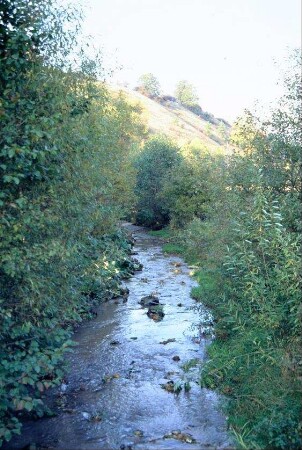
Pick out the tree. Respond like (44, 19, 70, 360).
(137, 73, 161, 97)
(175, 80, 199, 107)
(161, 144, 222, 228)
(134, 136, 181, 227)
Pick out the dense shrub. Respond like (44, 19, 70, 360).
(196, 58, 301, 448)
(134, 135, 181, 228)
(0, 1, 143, 445)
(199, 187, 301, 449)
(133, 54, 302, 448)
(161, 143, 225, 228)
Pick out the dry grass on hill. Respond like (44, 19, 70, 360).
(111, 86, 231, 151)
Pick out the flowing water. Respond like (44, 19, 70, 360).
(6, 225, 232, 450)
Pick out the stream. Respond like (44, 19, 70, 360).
(6, 225, 232, 450)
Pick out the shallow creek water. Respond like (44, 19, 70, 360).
(7, 225, 232, 450)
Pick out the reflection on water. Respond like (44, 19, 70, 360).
(5, 225, 232, 450)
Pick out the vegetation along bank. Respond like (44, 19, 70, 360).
(0, 1, 301, 448)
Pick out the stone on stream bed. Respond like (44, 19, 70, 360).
(160, 380, 182, 394)
(139, 294, 165, 321)
(163, 430, 197, 444)
(160, 338, 176, 345)
(140, 277, 149, 283)
(133, 430, 144, 437)
(120, 257, 143, 279)
(132, 258, 143, 271)
(102, 373, 120, 383)
(111, 286, 130, 300)
(147, 304, 165, 321)
(139, 294, 159, 307)
(171, 261, 182, 267)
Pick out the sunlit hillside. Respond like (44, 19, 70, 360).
(113, 86, 231, 150)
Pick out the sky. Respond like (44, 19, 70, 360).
(78, 0, 300, 123)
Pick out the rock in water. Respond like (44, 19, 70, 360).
(147, 304, 164, 321)
(160, 338, 176, 345)
(139, 294, 159, 307)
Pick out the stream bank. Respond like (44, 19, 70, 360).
(5, 225, 232, 450)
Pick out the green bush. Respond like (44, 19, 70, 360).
(0, 1, 143, 445)
(134, 135, 181, 228)
(161, 144, 225, 229)
(197, 165, 302, 447)
(136, 54, 302, 449)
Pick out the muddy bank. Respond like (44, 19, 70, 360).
(5, 225, 232, 450)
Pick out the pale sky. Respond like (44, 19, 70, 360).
(78, 0, 300, 123)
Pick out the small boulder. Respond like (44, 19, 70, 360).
(132, 258, 143, 271)
(139, 294, 159, 307)
(147, 304, 164, 321)
(164, 431, 196, 444)
(133, 430, 144, 437)
(121, 287, 130, 297)
(160, 338, 176, 345)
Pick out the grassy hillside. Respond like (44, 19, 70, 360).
(112, 86, 231, 149)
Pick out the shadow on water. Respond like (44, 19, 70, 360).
(5, 224, 232, 450)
